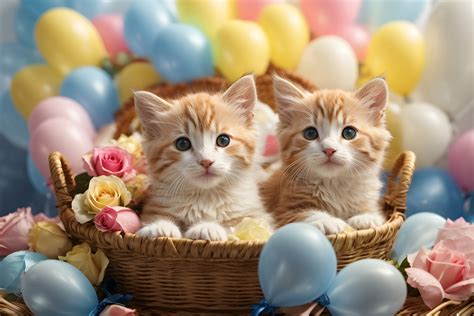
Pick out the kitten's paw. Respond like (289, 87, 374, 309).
(348, 212, 385, 230)
(304, 212, 349, 235)
(185, 222, 228, 241)
(137, 220, 182, 238)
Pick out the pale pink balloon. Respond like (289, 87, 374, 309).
(28, 96, 96, 138)
(30, 118, 94, 179)
(337, 24, 370, 61)
(448, 129, 474, 191)
(92, 14, 129, 59)
(300, 0, 362, 36)
(236, 0, 284, 21)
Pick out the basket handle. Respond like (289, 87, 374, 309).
(49, 152, 76, 214)
(384, 151, 416, 212)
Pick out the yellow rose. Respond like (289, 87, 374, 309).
(111, 133, 143, 159)
(28, 221, 72, 258)
(126, 174, 149, 201)
(59, 243, 109, 286)
(72, 176, 132, 223)
(231, 217, 272, 241)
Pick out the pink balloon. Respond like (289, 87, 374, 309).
(448, 129, 474, 191)
(92, 14, 129, 59)
(30, 118, 94, 179)
(300, 0, 362, 36)
(29, 96, 96, 138)
(236, 0, 284, 21)
(337, 24, 370, 61)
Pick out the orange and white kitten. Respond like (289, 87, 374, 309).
(134, 75, 273, 240)
(261, 76, 391, 234)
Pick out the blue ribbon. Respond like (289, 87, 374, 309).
(89, 278, 133, 316)
(315, 293, 331, 307)
(250, 298, 278, 316)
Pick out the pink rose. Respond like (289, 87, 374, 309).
(94, 206, 140, 233)
(83, 146, 136, 181)
(99, 305, 136, 316)
(435, 218, 474, 244)
(0, 208, 35, 256)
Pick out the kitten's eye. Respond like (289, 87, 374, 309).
(216, 134, 231, 147)
(342, 126, 357, 140)
(175, 137, 192, 151)
(303, 127, 318, 140)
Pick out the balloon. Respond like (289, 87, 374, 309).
(417, 0, 473, 116)
(124, 0, 174, 57)
(391, 212, 446, 263)
(297, 36, 358, 90)
(115, 62, 160, 102)
(66, 0, 133, 19)
(0, 251, 48, 294)
(365, 21, 425, 96)
(382, 102, 404, 170)
(448, 130, 474, 192)
(407, 168, 465, 220)
(60, 67, 119, 129)
(300, 0, 361, 36)
(35, 8, 108, 75)
(92, 14, 129, 59)
(21, 260, 98, 316)
(30, 118, 94, 179)
(258, 223, 337, 307)
(177, 0, 233, 39)
(149, 24, 214, 83)
(0, 0, 18, 42)
(214, 20, 270, 82)
(325, 259, 407, 316)
(399, 102, 451, 167)
(0, 42, 43, 76)
(336, 24, 370, 61)
(0, 73, 10, 95)
(27, 154, 50, 195)
(236, 0, 283, 21)
(257, 4, 309, 70)
(357, 0, 429, 27)
(11, 64, 64, 118)
(28, 96, 96, 138)
(0, 92, 29, 149)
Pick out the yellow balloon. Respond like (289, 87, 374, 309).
(258, 4, 309, 70)
(11, 64, 63, 118)
(115, 62, 161, 103)
(177, 0, 233, 40)
(365, 22, 425, 96)
(214, 20, 270, 82)
(384, 103, 404, 170)
(35, 8, 108, 75)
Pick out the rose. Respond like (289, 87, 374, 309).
(435, 218, 474, 244)
(100, 305, 137, 316)
(110, 133, 147, 174)
(59, 243, 109, 286)
(28, 221, 72, 258)
(229, 217, 272, 241)
(125, 174, 149, 201)
(72, 176, 132, 223)
(0, 208, 35, 256)
(95, 206, 141, 234)
(83, 146, 136, 181)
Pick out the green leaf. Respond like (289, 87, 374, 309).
(74, 172, 92, 195)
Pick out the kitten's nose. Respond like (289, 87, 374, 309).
(199, 160, 214, 169)
(323, 148, 336, 157)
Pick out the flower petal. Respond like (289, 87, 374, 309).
(406, 268, 445, 309)
(444, 278, 474, 301)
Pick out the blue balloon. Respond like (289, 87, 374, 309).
(150, 24, 214, 83)
(258, 223, 337, 307)
(27, 154, 50, 195)
(357, 0, 428, 27)
(407, 168, 465, 219)
(60, 67, 119, 128)
(0, 42, 43, 76)
(124, 0, 174, 56)
(0, 92, 29, 149)
(326, 259, 407, 316)
(0, 251, 47, 294)
(391, 212, 446, 263)
(21, 260, 98, 316)
(66, 0, 133, 19)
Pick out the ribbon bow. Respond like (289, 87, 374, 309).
(315, 293, 331, 307)
(89, 278, 133, 316)
(250, 298, 278, 316)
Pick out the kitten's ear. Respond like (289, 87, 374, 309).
(134, 91, 172, 135)
(222, 74, 256, 121)
(273, 75, 308, 125)
(354, 78, 388, 122)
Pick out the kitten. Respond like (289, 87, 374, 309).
(261, 76, 391, 235)
(134, 75, 273, 241)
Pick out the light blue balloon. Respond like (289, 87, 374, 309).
(326, 259, 407, 316)
(150, 24, 214, 83)
(258, 223, 337, 307)
(392, 212, 446, 263)
(27, 154, 50, 195)
(0, 42, 43, 76)
(124, 0, 174, 57)
(60, 67, 119, 129)
(66, 0, 133, 19)
(0, 92, 29, 149)
(357, 0, 428, 27)
(21, 260, 98, 316)
(0, 251, 47, 294)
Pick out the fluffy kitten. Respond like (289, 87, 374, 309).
(261, 76, 391, 235)
(134, 75, 273, 241)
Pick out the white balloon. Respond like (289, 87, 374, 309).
(400, 102, 452, 167)
(416, 0, 474, 116)
(296, 36, 358, 91)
